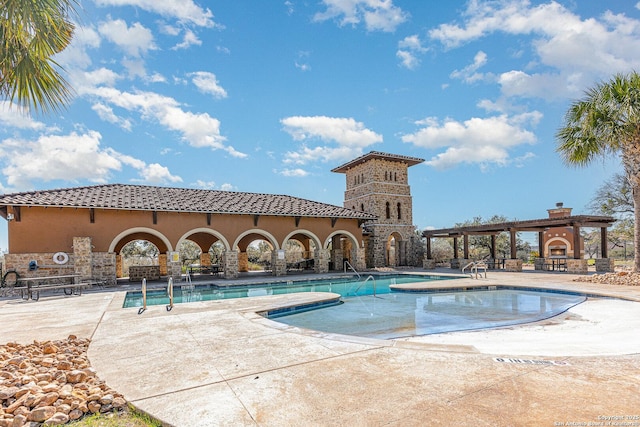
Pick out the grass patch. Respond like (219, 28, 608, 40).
(69, 407, 163, 427)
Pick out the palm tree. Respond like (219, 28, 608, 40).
(556, 71, 640, 272)
(1, 0, 77, 114)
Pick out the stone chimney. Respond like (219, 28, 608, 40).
(547, 202, 572, 218)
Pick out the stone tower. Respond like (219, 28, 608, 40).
(332, 151, 424, 268)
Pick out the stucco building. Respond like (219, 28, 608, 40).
(0, 184, 376, 283)
(0, 151, 431, 283)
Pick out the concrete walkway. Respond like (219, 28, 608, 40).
(1, 270, 639, 426)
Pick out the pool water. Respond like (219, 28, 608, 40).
(273, 289, 587, 339)
(122, 274, 457, 308)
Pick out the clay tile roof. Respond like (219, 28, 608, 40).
(0, 184, 377, 219)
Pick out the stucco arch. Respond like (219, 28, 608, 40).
(323, 230, 360, 249)
(544, 236, 572, 257)
(176, 228, 231, 252)
(233, 229, 280, 251)
(282, 230, 322, 251)
(108, 227, 173, 253)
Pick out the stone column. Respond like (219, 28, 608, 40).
(271, 250, 287, 276)
(567, 259, 588, 274)
(423, 255, 435, 270)
(595, 258, 615, 273)
(505, 259, 523, 272)
(354, 247, 366, 271)
(314, 249, 329, 274)
(238, 252, 249, 272)
(331, 248, 343, 271)
(534, 257, 545, 271)
(398, 240, 407, 266)
(73, 237, 92, 280)
(222, 250, 239, 279)
(166, 252, 181, 281)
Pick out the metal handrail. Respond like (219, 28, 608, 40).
(344, 260, 361, 279)
(462, 261, 487, 279)
(166, 277, 174, 311)
(138, 278, 147, 315)
(353, 274, 377, 297)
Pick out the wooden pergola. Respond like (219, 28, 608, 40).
(423, 215, 616, 260)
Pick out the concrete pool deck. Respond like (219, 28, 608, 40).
(1, 269, 639, 426)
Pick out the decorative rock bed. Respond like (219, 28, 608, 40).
(0, 336, 126, 426)
(573, 271, 640, 286)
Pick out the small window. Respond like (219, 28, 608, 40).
(386, 202, 390, 219)
(397, 202, 402, 220)
(361, 203, 364, 211)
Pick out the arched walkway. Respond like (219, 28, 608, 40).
(108, 227, 174, 279)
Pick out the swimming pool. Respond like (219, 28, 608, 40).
(122, 273, 458, 308)
(273, 288, 587, 339)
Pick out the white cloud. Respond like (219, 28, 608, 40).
(137, 163, 182, 184)
(281, 115, 382, 164)
(172, 29, 202, 50)
(189, 72, 228, 98)
(497, 70, 578, 100)
(430, 0, 640, 100)
(314, 0, 408, 32)
(55, 26, 101, 69)
(0, 102, 47, 131)
(398, 34, 424, 51)
(77, 68, 121, 89)
(397, 35, 427, 69)
(88, 87, 245, 157)
(295, 61, 311, 71)
(401, 112, 541, 170)
(280, 168, 309, 177)
(396, 50, 419, 70)
(450, 51, 490, 83)
(98, 19, 157, 57)
(91, 103, 132, 131)
(193, 180, 216, 189)
(0, 131, 180, 189)
(93, 0, 219, 28)
(121, 58, 148, 79)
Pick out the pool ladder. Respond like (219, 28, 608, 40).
(344, 261, 361, 279)
(462, 261, 487, 279)
(351, 275, 377, 297)
(137, 277, 175, 315)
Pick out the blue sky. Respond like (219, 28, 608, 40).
(1, 0, 638, 251)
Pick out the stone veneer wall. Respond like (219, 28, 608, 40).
(91, 252, 116, 285)
(73, 237, 92, 280)
(367, 224, 419, 268)
(595, 258, 615, 273)
(505, 259, 523, 272)
(222, 250, 238, 279)
(566, 259, 588, 274)
(128, 265, 160, 281)
(314, 249, 330, 274)
(341, 158, 420, 268)
(4, 253, 75, 278)
(271, 251, 287, 276)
